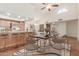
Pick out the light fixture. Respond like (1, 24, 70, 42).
(6, 12, 11, 16)
(41, 3, 59, 11)
(57, 8, 68, 14)
(46, 4, 52, 9)
(25, 18, 28, 21)
(34, 23, 38, 25)
(34, 17, 39, 21)
(18, 16, 21, 18)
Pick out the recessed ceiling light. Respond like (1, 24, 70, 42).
(7, 12, 11, 16)
(34, 23, 38, 25)
(34, 18, 39, 21)
(18, 16, 21, 18)
(26, 18, 28, 20)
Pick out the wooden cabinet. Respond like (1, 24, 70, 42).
(5, 34, 12, 48)
(11, 33, 19, 47)
(6, 33, 19, 48)
(19, 33, 26, 45)
(0, 33, 8, 49)
(0, 32, 33, 50)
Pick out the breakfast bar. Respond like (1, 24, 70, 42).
(0, 31, 33, 51)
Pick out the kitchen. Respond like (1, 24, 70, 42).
(0, 3, 78, 56)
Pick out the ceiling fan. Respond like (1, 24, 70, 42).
(41, 3, 59, 11)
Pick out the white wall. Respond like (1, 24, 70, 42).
(51, 19, 78, 38)
(54, 22, 67, 37)
(66, 20, 78, 37)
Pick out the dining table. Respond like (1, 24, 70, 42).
(29, 35, 63, 56)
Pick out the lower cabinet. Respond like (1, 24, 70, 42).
(0, 34, 8, 49)
(19, 33, 26, 45)
(11, 33, 19, 47)
(0, 32, 32, 50)
(6, 35, 13, 48)
(0, 38, 5, 49)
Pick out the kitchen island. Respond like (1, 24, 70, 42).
(0, 31, 33, 51)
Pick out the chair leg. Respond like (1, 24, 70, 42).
(36, 39, 39, 51)
(60, 43, 63, 56)
(64, 43, 65, 56)
(43, 40, 47, 52)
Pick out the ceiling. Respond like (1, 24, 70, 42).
(0, 3, 78, 22)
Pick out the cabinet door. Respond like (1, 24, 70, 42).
(12, 33, 19, 46)
(5, 36, 11, 48)
(19, 33, 26, 45)
(0, 37, 6, 49)
(0, 34, 9, 49)
(6, 34, 19, 48)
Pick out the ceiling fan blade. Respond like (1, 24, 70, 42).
(42, 3, 47, 5)
(52, 4, 59, 7)
(41, 7, 46, 10)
